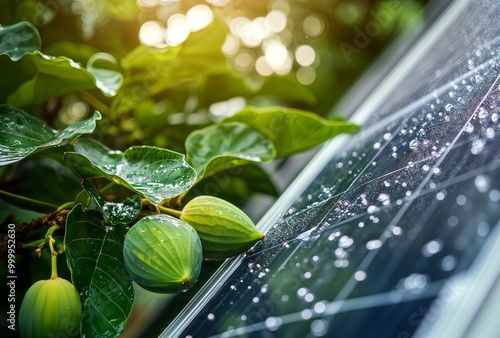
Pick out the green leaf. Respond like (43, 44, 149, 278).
(199, 73, 257, 106)
(225, 106, 361, 158)
(7, 157, 82, 206)
(105, 0, 139, 21)
(0, 22, 123, 106)
(114, 19, 228, 113)
(44, 41, 100, 65)
(0, 21, 41, 61)
(0, 105, 101, 166)
(65, 204, 134, 338)
(4, 51, 124, 106)
(121, 45, 180, 70)
(0, 189, 58, 214)
(82, 180, 142, 225)
(186, 122, 276, 178)
(258, 75, 316, 104)
(181, 17, 228, 55)
(64, 139, 196, 205)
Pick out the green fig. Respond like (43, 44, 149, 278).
(181, 196, 264, 259)
(123, 214, 202, 293)
(19, 277, 82, 338)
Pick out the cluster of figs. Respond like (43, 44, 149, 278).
(18, 196, 263, 338)
(124, 195, 265, 292)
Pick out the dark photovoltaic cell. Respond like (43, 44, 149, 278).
(161, 0, 500, 337)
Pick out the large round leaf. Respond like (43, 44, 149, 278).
(0, 105, 101, 166)
(65, 205, 134, 338)
(225, 106, 361, 158)
(0, 22, 123, 106)
(82, 180, 142, 225)
(64, 139, 196, 205)
(186, 122, 276, 178)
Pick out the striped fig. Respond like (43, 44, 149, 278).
(19, 277, 82, 338)
(181, 196, 264, 259)
(123, 214, 202, 293)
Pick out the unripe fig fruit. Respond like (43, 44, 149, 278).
(19, 277, 82, 338)
(181, 196, 264, 259)
(123, 214, 202, 293)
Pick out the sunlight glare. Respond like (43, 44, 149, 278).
(264, 40, 288, 70)
(296, 66, 316, 85)
(186, 5, 214, 32)
(255, 56, 273, 76)
(266, 10, 287, 33)
(139, 21, 165, 46)
(165, 14, 190, 46)
(295, 45, 316, 67)
(205, 0, 230, 6)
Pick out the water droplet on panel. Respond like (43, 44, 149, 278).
(409, 139, 420, 150)
(474, 174, 490, 192)
(354, 271, 367, 281)
(440, 255, 456, 271)
(489, 189, 500, 202)
(470, 139, 484, 154)
(311, 319, 328, 337)
(366, 239, 382, 250)
(265, 317, 282, 331)
(400, 273, 429, 292)
(422, 239, 443, 257)
(478, 107, 489, 119)
(338, 236, 354, 249)
(464, 123, 474, 133)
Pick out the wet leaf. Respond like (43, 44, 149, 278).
(64, 139, 196, 205)
(225, 106, 361, 158)
(65, 204, 134, 338)
(0, 21, 41, 61)
(186, 122, 276, 178)
(7, 157, 82, 207)
(104, 0, 139, 21)
(258, 75, 316, 104)
(114, 19, 227, 113)
(82, 180, 141, 225)
(0, 22, 123, 106)
(0, 105, 101, 166)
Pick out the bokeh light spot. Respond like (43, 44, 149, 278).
(296, 66, 316, 85)
(302, 14, 324, 37)
(165, 14, 190, 46)
(139, 21, 165, 46)
(186, 5, 214, 32)
(295, 45, 316, 67)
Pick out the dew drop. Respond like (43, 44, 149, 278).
(474, 174, 490, 193)
(409, 139, 420, 150)
(464, 123, 474, 133)
(367, 205, 379, 214)
(478, 107, 489, 119)
(338, 236, 354, 249)
(471, 139, 484, 154)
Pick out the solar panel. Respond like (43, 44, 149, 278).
(161, 0, 500, 337)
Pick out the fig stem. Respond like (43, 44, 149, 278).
(48, 236, 58, 280)
(100, 181, 118, 194)
(78, 89, 114, 120)
(157, 205, 182, 218)
(55, 201, 74, 213)
(0, 189, 58, 210)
